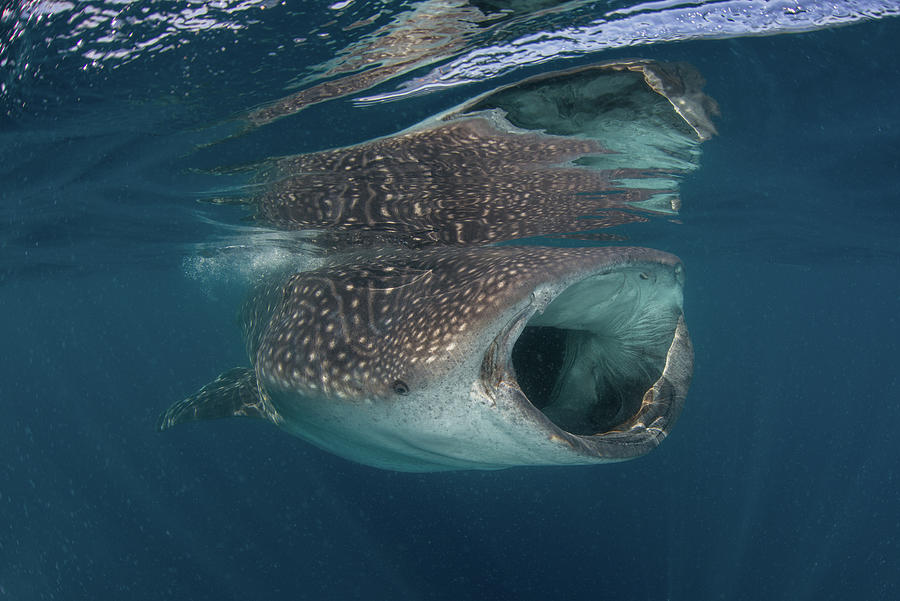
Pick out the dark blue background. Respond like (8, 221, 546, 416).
(2, 15, 898, 601)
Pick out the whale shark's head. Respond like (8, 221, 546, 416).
(224, 245, 691, 471)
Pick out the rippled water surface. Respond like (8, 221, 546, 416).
(2, 1, 899, 599)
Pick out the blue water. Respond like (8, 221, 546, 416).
(2, 2, 899, 600)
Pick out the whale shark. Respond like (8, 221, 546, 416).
(160, 246, 691, 471)
(162, 59, 715, 471)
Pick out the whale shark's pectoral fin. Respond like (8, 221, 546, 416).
(157, 367, 277, 431)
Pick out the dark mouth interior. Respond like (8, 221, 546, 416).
(509, 270, 679, 436)
(511, 326, 658, 435)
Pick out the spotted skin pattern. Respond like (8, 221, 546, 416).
(252, 246, 674, 402)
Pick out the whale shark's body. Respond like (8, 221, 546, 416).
(160, 246, 691, 471)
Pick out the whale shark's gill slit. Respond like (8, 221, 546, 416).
(510, 271, 677, 436)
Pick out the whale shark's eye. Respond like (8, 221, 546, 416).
(392, 380, 410, 395)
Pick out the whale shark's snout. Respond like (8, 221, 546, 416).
(159, 246, 691, 472)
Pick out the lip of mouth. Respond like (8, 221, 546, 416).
(482, 261, 693, 459)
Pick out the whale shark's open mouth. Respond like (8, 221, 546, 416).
(497, 262, 690, 445)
